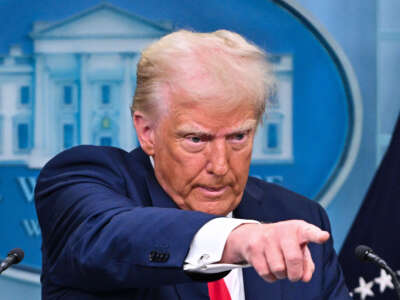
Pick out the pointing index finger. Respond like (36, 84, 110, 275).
(298, 224, 330, 245)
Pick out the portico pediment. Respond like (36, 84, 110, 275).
(31, 3, 170, 39)
(31, 3, 171, 54)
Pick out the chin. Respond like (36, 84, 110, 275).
(194, 201, 235, 216)
(201, 208, 229, 216)
(185, 192, 241, 215)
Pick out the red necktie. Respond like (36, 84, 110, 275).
(208, 279, 232, 300)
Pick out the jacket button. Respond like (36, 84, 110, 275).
(149, 251, 169, 262)
(163, 253, 170, 262)
(149, 251, 156, 262)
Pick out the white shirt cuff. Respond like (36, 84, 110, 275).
(184, 217, 259, 273)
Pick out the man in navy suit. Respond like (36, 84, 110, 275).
(35, 30, 351, 299)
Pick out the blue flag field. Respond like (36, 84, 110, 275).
(339, 113, 400, 300)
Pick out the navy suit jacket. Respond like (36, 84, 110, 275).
(35, 145, 351, 299)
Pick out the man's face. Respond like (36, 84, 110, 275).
(151, 93, 257, 216)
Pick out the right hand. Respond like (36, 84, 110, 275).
(220, 220, 330, 283)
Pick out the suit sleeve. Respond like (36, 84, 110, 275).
(317, 205, 352, 299)
(35, 146, 218, 292)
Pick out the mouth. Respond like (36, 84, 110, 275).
(197, 185, 228, 197)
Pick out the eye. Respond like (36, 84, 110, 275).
(181, 135, 207, 153)
(228, 130, 251, 149)
(190, 136, 202, 143)
(229, 131, 248, 142)
(232, 133, 245, 141)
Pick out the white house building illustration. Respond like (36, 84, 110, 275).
(253, 55, 294, 163)
(0, 3, 293, 168)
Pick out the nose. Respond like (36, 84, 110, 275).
(206, 140, 229, 176)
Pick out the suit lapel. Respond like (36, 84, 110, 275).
(234, 189, 276, 222)
(131, 147, 179, 209)
(145, 169, 180, 209)
(234, 189, 264, 221)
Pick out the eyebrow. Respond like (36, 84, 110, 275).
(231, 120, 258, 133)
(176, 119, 257, 137)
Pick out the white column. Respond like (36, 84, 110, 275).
(1, 83, 17, 159)
(44, 66, 58, 155)
(120, 53, 138, 151)
(79, 54, 90, 144)
(28, 54, 48, 168)
(34, 55, 45, 152)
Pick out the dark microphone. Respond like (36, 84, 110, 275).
(355, 245, 400, 300)
(0, 248, 24, 274)
(355, 245, 389, 268)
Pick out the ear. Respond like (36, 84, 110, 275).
(133, 111, 156, 156)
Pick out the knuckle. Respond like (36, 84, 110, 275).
(286, 257, 304, 282)
(288, 271, 302, 282)
(258, 269, 271, 278)
(288, 267, 303, 282)
(246, 239, 259, 255)
(252, 262, 270, 278)
(270, 263, 285, 275)
(286, 254, 303, 267)
(263, 231, 279, 248)
(303, 226, 314, 236)
(294, 219, 307, 226)
(263, 229, 274, 241)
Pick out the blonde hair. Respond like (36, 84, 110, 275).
(131, 29, 275, 122)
